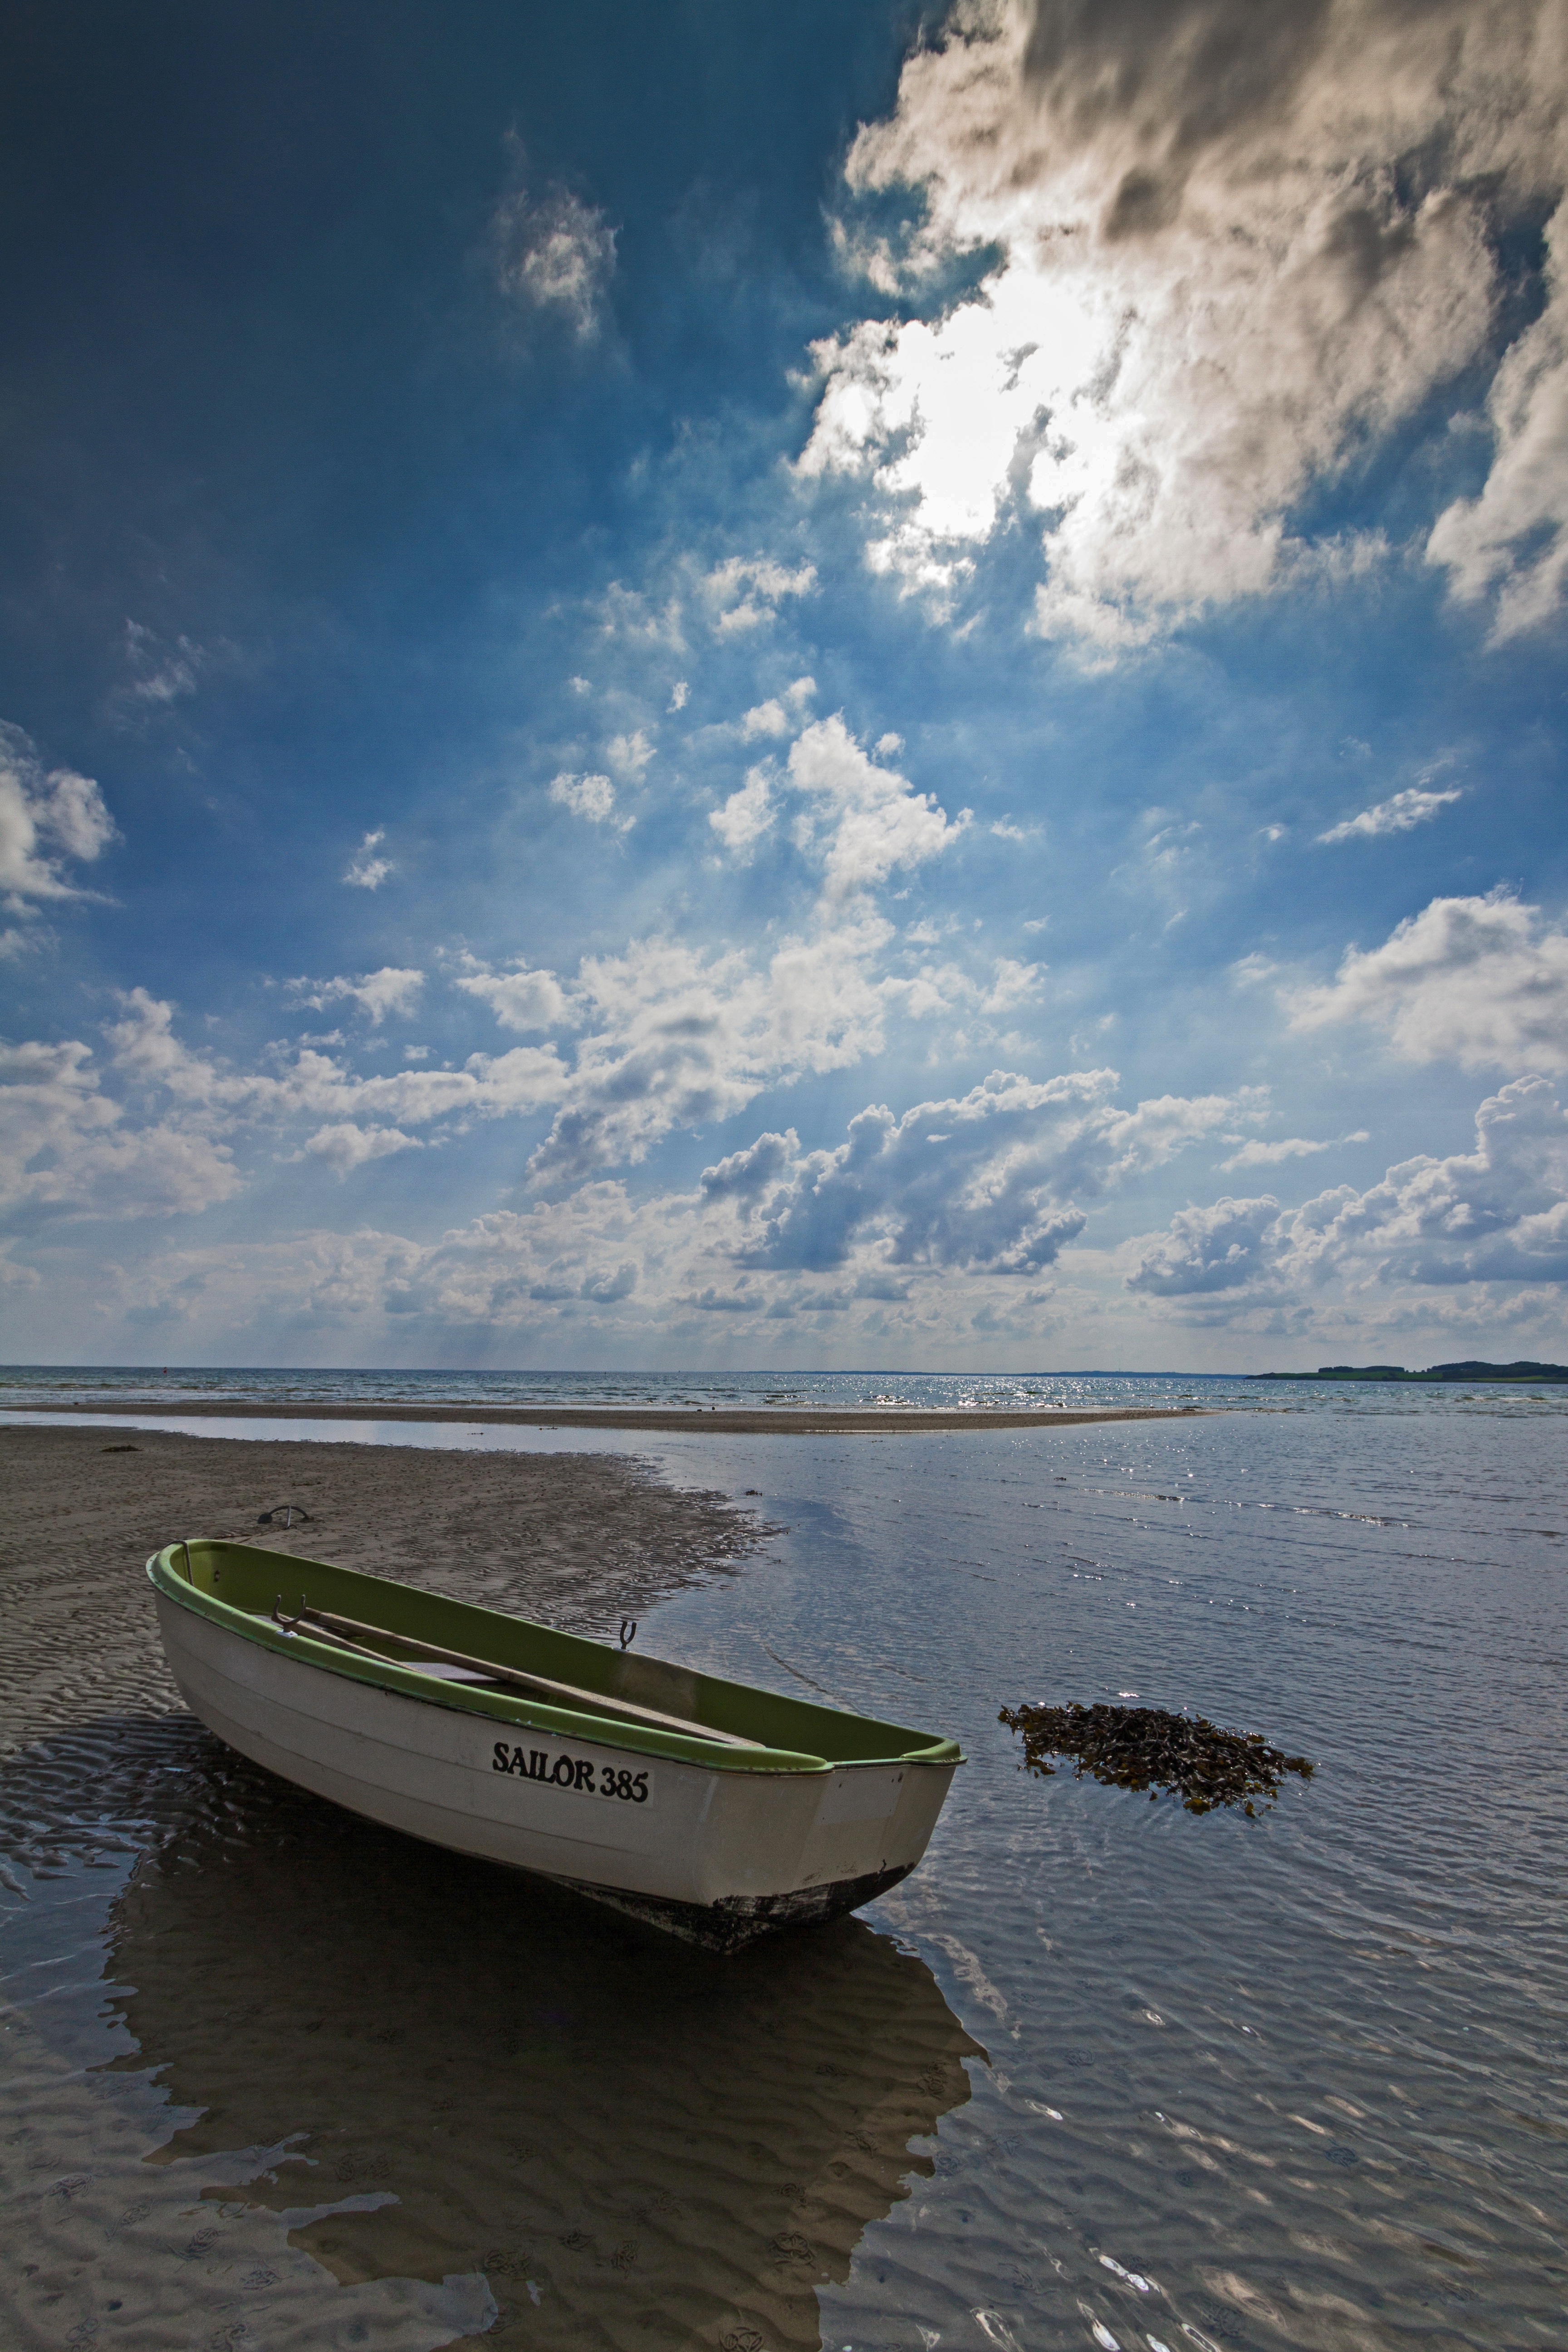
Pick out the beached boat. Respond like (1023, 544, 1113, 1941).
(147, 1539, 962, 1950)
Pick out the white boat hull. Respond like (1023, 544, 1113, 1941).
(156, 1591, 956, 1947)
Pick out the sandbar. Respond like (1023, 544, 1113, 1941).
(20, 1398, 1208, 1435)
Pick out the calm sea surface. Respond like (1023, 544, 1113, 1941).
(3, 1388, 1566, 2349)
(0, 1362, 1529, 1416)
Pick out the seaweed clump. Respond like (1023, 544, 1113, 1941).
(998, 1700, 1314, 1817)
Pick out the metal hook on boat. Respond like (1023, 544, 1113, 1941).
(272, 1595, 310, 1635)
(619, 1618, 637, 1651)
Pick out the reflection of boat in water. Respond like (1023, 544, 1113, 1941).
(105, 1758, 985, 2349)
(148, 1540, 962, 1950)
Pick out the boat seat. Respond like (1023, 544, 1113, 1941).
(399, 1661, 496, 1683)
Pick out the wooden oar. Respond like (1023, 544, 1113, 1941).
(276, 1598, 764, 1751)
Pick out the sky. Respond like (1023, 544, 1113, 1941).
(2, 0, 1566, 1374)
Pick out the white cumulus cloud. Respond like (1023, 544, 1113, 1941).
(343, 829, 394, 888)
(710, 766, 775, 854)
(741, 677, 815, 738)
(289, 967, 425, 1025)
(304, 1123, 423, 1176)
(1291, 889, 1568, 1071)
(720, 1068, 1243, 1277)
(549, 771, 630, 829)
(0, 725, 117, 904)
(1124, 1076, 1568, 1301)
(1286, 1076, 1568, 1287)
(785, 714, 969, 897)
(65, 897, 939, 1208)
(982, 957, 1045, 1015)
(105, 988, 566, 1133)
(524, 917, 897, 1185)
(449, 956, 575, 1033)
(605, 728, 655, 780)
(707, 714, 970, 900)
(0, 1036, 240, 1219)
(1125, 1195, 1284, 1296)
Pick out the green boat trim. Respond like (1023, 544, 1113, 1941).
(148, 1540, 964, 1777)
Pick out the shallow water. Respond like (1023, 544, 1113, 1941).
(3, 1401, 1567, 2348)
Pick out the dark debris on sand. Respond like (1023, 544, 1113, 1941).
(998, 1700, 1314, 1816)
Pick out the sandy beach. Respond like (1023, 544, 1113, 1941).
(0, 1423, 769, 1763)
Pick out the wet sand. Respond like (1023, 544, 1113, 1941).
(24, 1397, 1208, 1433)
(0, 1423, 769, 1762)
(4, 1754, 983, 2351)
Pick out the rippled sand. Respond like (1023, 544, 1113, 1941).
(4, 1737, 980, 2349)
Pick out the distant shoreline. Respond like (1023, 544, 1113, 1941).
(7, 1399, 1214, 1436)
(1253, 1362, 1568, 1385)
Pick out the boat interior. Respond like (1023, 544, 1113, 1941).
(154, 1538, 962, 1772)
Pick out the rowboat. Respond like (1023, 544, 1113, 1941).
(147, 1539, 963, 1950)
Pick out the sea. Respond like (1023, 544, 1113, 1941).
(7, 1363, 1262, 1415)
(3, 1360, 1565, 1419)
(2, 1371, 1565, 2349)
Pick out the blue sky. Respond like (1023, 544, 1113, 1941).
(3, 0, 1566, 1371)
